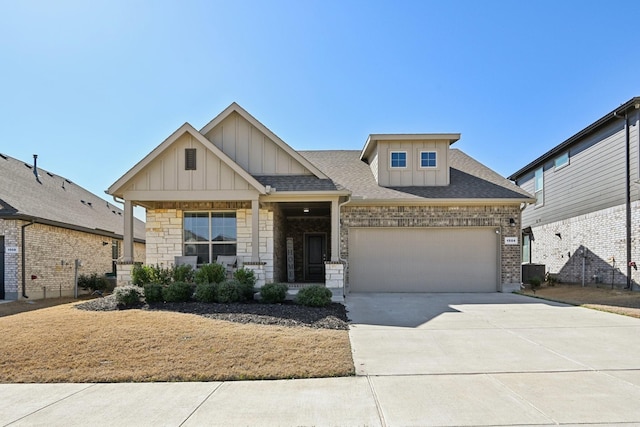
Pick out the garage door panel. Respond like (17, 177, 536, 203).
(349, 228, 497, 292)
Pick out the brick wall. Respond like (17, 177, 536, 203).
(529, 201, 640, 287)
(1, 219, 144, 300)
(340, 204, 522, 289)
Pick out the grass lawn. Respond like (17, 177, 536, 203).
(519, 283, 640, 318)
(0, 301, 354, 383)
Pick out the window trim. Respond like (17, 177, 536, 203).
(183, 211, 237, 264)
(534, 167, 544, 207)
(554, 152, 569, 170)
(389, 151, 408, 169)
(419, 151, 437, 169)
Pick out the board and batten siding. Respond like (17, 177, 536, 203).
(203, 111, 312, 176)
(377, 140, 450, 187)
(126, 133, 252, 192)
(520, 113, 640, 228)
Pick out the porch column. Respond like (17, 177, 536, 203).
(123, 199, 134, 263)
(251, 198, 260, 262)
(331, 198, 340, 261)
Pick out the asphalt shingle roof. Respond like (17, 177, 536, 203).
(300, 149, 532, 200)
(253, 175, 337, 191)
(0, 154, 145, 240)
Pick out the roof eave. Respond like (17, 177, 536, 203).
(360, 133, 461, 162)
(508, 96, 640, 180)
(0, 214, 146, 243)
(345, 197, 534, 206)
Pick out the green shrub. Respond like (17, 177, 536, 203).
(529, 276, 542, 292)
(260, 283, 288, 304)
(234, 268, 256, 286)
(216, 279, 241, 303)
(114, 285, 143, 307)
(78, 273, 109, 293)
(143, 283, 164, 303)
(131, 264, 150, 286)
(194, 283, 217, 303)
(295, 285, 332, 307)
(132, 264, 173, 286)
(195, 263, 226, 285)
(162, 281, 193, 303)
(172, 264, 194, 283)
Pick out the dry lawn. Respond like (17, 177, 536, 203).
(0, 302, 354, 383)
(519, 284, 640, 318)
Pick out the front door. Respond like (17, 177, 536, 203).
(0, 236, 4, 299)
(305, 233, 326, 282)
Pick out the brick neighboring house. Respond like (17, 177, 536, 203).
(508, 97, 640, 289)
(0, 153, 145, 300)
(108, 103, 533, 295)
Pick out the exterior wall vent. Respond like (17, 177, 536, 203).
(185, 148, 197, 170)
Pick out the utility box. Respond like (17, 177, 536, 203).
(522, 263, 545, 284)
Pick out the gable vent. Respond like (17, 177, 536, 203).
(185, 148, 197, 170)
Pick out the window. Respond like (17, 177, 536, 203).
(111, 240, 120, 275)
(554, 152, 569, 170)
(183, 212, 236, 264)
(390, 151, 407, 168)
(522, 234, 531, 264)
(420, 151, 437, 168)
(185, 148, 197, 170)
(534, 167, 544, 206)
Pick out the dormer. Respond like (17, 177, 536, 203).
(360, 133, 460, 187)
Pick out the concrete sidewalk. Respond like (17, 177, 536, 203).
(2, 293, 640, 426)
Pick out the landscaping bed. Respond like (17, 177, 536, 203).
(76, 295, 349, 330)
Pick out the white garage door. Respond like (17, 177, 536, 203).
(349, 227, 498, 292)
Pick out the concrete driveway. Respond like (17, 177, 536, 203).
(346, 292, 640, 425)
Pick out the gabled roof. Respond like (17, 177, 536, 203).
(301, 149, 533, 202)
(508, 96, 640, 180)
(108, 122, 267, 197)
(200, 102, 328, 179)
(360, 133, 461, 163)
(0, 153, 145, 240)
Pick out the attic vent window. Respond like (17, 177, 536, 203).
(185, 148, 197, 170)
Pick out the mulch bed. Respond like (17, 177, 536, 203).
(75, 295, 350, 330)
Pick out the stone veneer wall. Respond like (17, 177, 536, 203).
(529, 201, 640, 287)
(144, 201, 275, 283)
(339, 204, 522, 290)
(1, 219, 144, 300)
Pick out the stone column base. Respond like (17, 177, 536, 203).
(244, 262, 266, 288)
(116, 262, 136, 287)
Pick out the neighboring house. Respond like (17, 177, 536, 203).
(0, 153, 145, 300)
(508, 97, 640, 289)
(108, 103, 533, 294)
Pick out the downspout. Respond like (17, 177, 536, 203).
(614, 110, 632, 290)
(21, 220, 35, 298)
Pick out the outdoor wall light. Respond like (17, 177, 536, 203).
(303, 208, 310, 213)
(509, 218, 516, 226)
